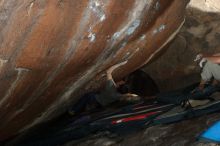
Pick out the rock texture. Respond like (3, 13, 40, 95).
(145, 0, 220, 91)
(65, 1, 220, 145)
(0, 0, 189, 141)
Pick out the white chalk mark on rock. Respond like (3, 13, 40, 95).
(89, 0, 106, 22)
(140, 34, 146, 40)
(111, 0, 150, 40)
(112, 32, 120, 40)
(153, 24, 166, 35)
(127, 19, 140, 35)
(100, 15, 106, 22)
(88, 32, 96, 42)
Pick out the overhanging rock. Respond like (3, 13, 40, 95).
(0, 0, 189, 141)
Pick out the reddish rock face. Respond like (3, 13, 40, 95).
(0, 0, 189, 141)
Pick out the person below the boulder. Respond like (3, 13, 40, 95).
(68, 61, 140, 116)
(156, 54, 220, 107)
(184, 53, 220, 107)
(193, 53, 220, 93)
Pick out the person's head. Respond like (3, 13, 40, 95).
(194, 54, 203, 62)
(194, 54, 206, 68)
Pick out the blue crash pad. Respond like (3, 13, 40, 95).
(200, 120, 220, 143)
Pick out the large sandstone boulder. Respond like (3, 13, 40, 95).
(0, 0, 189, 140)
